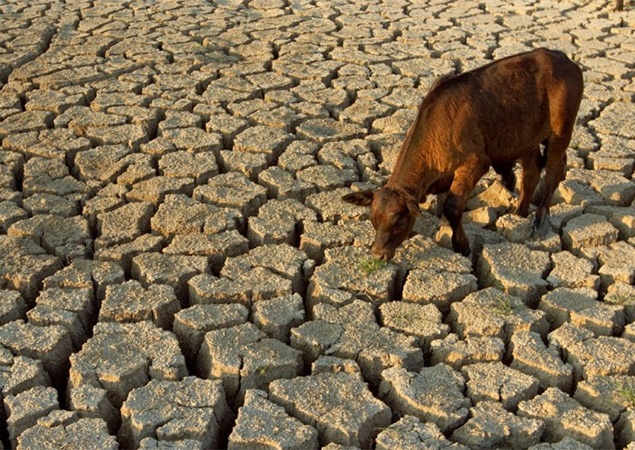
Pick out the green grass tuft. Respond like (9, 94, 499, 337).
(605, 294, 635, 306)
(616, 378, 635, 409)
(492, 290, 515, 316)
(359, 257, 386, 273)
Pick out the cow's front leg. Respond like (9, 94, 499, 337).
(443, 159, 490, 256)
(443, 192, 470, 256)
(493, 162, 516, 192)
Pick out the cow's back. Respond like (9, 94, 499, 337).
(427, 48, 583, 165)
(387, 48, 583, 197)
(474, 48, 582, 133)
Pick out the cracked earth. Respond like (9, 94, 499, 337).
(0, 0, 634, 449)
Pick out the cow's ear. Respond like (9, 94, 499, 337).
(406, 198, 422, 217)
(342, 190, 374, 207)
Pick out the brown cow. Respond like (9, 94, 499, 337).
(343, 48, 583, 260)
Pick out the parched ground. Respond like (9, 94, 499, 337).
(0, 0, 634, 449)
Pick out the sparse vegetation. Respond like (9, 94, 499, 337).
(492, 290, 515, 316)
(359, 256, 386, 273)
(387, 311, 415, 327)
(257, 364, 270, 377)
(605, 294, 635, 306)
(615, 378, 635, 409)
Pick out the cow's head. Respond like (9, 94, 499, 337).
(342, 187, 420, 261)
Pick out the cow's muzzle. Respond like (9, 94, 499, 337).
(371, 244, 395, 262)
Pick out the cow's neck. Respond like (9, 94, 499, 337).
(385, 111, 436, 203)
(386, 165, 431, 203)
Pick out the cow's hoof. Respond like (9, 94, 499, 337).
(532, 215, 550, 238)
(454, 243, 471, 257)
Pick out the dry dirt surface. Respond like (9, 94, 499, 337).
(0, 0, 634, 449)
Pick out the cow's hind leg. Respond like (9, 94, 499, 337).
(444, 158, 489, 256)
(515, 146, 542, 217)
(534, 135, 568, 235)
